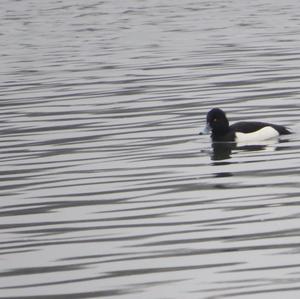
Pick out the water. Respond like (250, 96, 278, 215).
(1, 1, 300, 298)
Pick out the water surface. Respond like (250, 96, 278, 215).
(1, 1, 300, 298)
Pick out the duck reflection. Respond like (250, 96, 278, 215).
(211, 140, 278, 161)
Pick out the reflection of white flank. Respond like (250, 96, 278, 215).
(235, 126, 279, 143)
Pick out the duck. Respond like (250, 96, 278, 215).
(201, 108, 291, 142)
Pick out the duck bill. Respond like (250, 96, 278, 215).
(199, 123, 211, 135)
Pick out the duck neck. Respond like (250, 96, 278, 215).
(211, 120, 230, 141)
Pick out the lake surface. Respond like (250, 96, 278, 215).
(1, 1, 300, 298)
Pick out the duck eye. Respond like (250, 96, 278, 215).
(213, 118, 217, 122)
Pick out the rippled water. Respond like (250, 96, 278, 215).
(1, 1, 300, 298)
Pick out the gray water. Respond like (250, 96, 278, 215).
(1, 1, 300, 298)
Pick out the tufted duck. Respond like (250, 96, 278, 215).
(201, 108, 291, 142)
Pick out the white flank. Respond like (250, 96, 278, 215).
(235, 126, 279, 142)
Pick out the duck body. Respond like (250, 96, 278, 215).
(203, 108, 291, 142)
